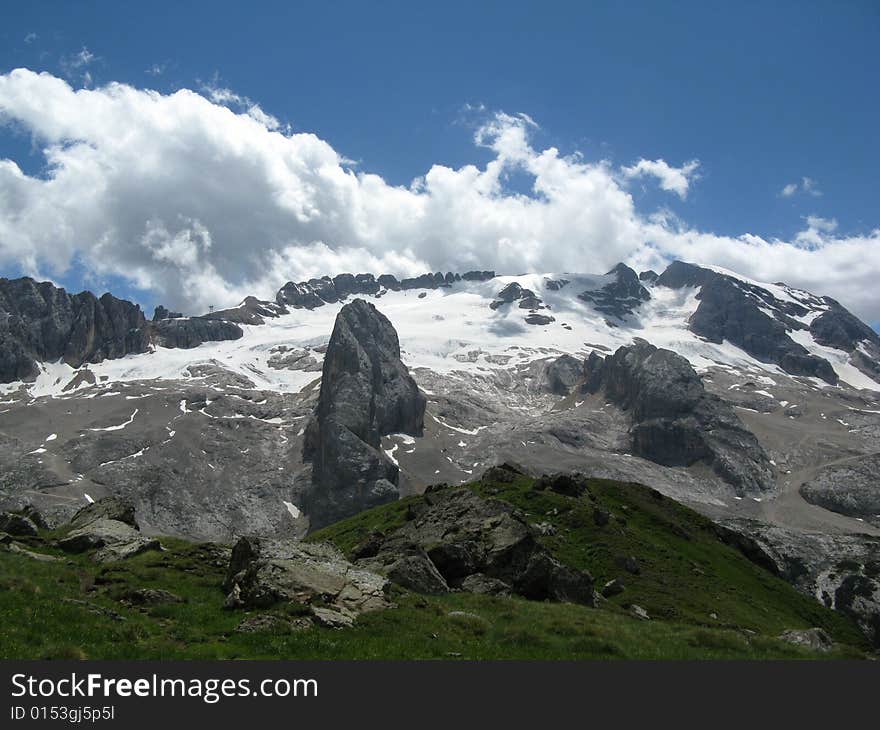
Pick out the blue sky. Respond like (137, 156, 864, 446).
(0, 1, 878, 325)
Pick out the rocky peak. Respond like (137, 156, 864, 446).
(656, 261, 839, 384)
(276, 270, 496, 310)
(0, 276, 150, 383)
(152, 305, 183, 321)
(303, 299, 426, 529)
(577, 263, 651, 319)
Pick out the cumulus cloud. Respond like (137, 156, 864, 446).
(780, 176, 822, 198)
(0, 68, 878, 323)
(621, 158, 700, 199)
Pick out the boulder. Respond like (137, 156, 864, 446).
(58, 517, 159, 562)
(532, 473, 591, 498)
(601, 578, 626, 598)
(362, 487, 596, 605)
(223, 536, 390, 617)
(236, 614, 312, 634)
(57, 497, 160, 563)
(778, 628, 834, 653)
(121, 588, 185, 605)
(460, 573, 512, 596)
(0, 512, 39, 537)
(380, 547, 450, 595)
(68, 497, 139, 530)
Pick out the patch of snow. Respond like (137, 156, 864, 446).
(88, 409, 139, 432)
(384, 444, 399, 466)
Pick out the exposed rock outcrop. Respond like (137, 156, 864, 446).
(223, 536, 390, 621)
(276, 271, 487, 311)
(0, 276, 253, 382)
(203, 296, 288, 326)
(356, 485, 597, 605)
(800, 454, 880, 525)
(656, 261, 838, 384)
(578, 263, 650, 319)
(809, 300, 880, 383)
(152, 305, 183, 321)
(583, 341, 774, 493)
(722, 518, 880, 647)
(0, 277, 151, 383)
(303, 299, 426, 529)
(152, 317, 243, 349)
(57, 497, 160, 563)
(539, 354, 585, 395)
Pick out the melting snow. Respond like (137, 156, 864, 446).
(89, 409, 139, 432)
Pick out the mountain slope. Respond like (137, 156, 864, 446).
(0, 469, 869, 660)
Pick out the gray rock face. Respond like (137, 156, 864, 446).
(57, 497, 160, 563)
(810, 300, 880, 352)
(223, 536, 390, 619)
(68, 496, 139, 530)
(152, 305, 183, 321)
(656, 261, 838, 384)
(276, 271, 480, 311)
(809, 300, 880, 382)
(800, 454, 880, 525)
(0, 512, 39, 537)
(267, 346, 321, 372)
(203, 296, 287, 326)
(723, 518, 880, 647)
(525, 313, 555, 326)
(0, 277, 150, 383)
(778, 628, 834, 652)
(152, 317, 243, 349)
(540, 355, 585, 395)
(584, 341, 774, 493)
(462, 270, 495, 281)
(356, 486, 596, 605)
(0, 276, 254, 383)
(578, 263, 651, 319)
(303, 299, 426, 529)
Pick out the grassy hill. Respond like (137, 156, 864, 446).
(0, 471, 870, 660)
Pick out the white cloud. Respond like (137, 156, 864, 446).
(780, 176, 822, 198)
(0, 69, 878, 323)
(24, 33, 37, 44)
(621, 158, 700, 199)
(59, 47, 97, 88)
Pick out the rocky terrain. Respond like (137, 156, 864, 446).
(0, 477, 872, 658)
(582, 340, 774, 493)
(0, 259, 878, 647)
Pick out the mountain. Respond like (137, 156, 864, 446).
(1, 260, 879, 645)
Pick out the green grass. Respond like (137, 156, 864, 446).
(0, 473, 871, 660)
